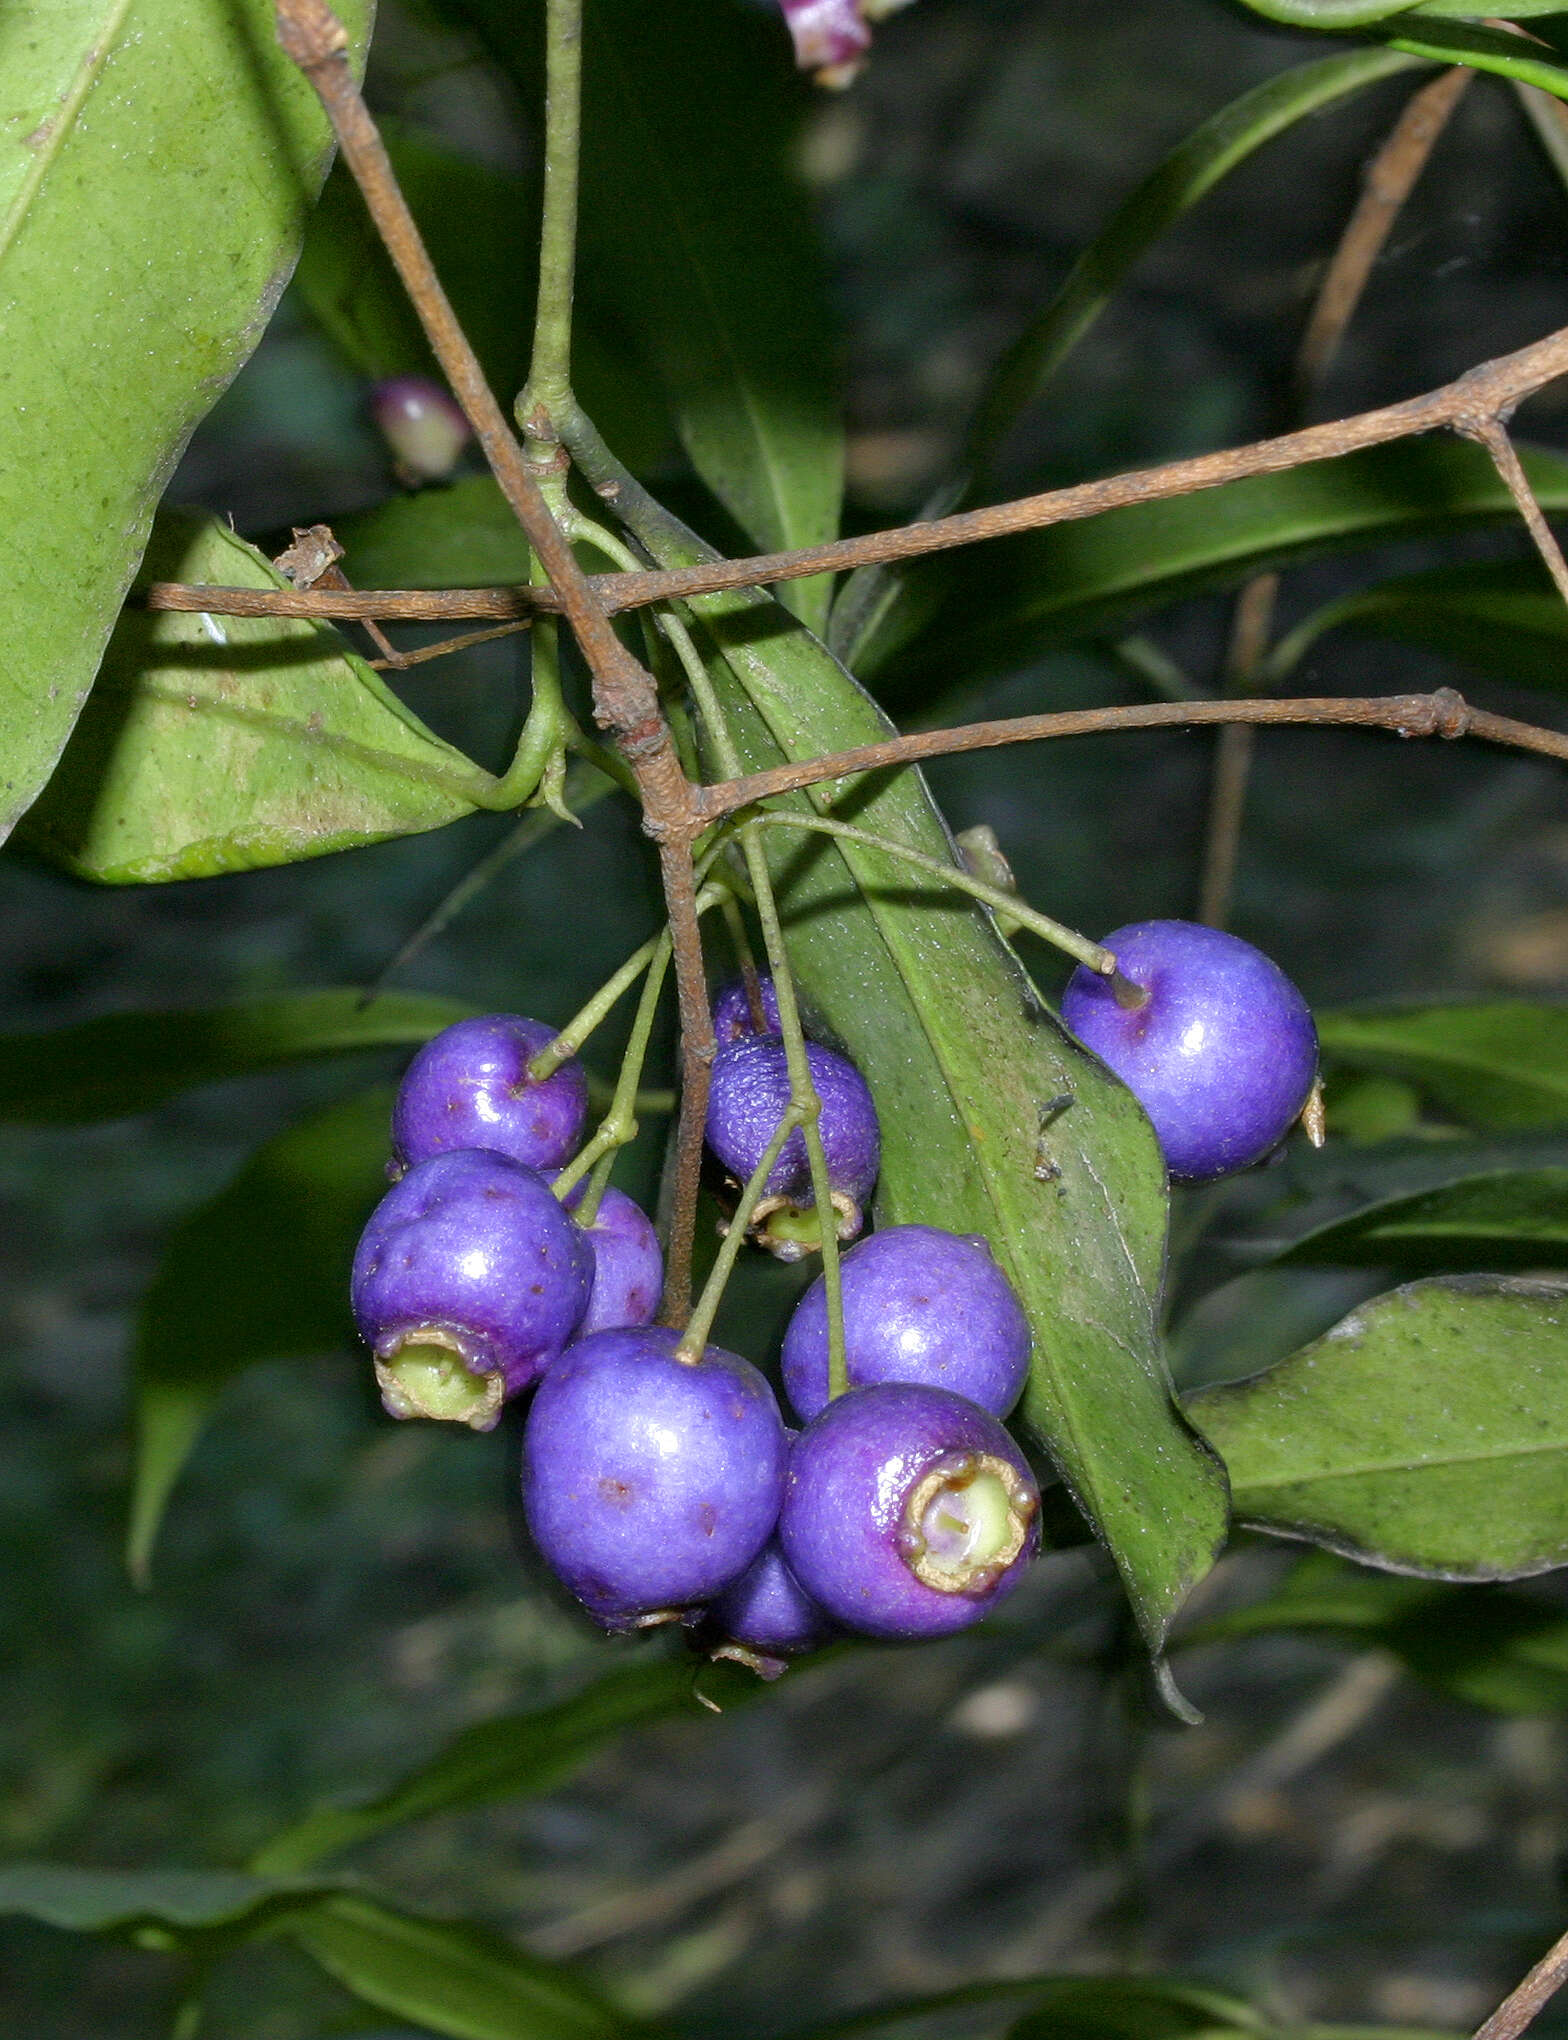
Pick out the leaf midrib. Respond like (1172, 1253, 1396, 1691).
(0, 0, 136, 267)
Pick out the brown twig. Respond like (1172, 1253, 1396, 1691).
(692, 687, 1568, 823)
(1200, 66, 1472, 929)
(1471, 1922, 1568, 2040)
(274, 0, 714, 1322)
(1465, 412, 1568, 609)
(146, 307, 1568, 629)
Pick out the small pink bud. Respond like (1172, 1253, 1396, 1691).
(369, 375, 472, 483)
(779, 0, 871, 87)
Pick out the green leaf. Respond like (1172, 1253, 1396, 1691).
(21, 512, 490, 883)
(0, 988, 471, 1125)
(1317, 1003, 1568, 1131)
(0, 1862, 328, 1938)
(1379, 19, 1568, 104)
(337, 474, 533, 590)
(0, 0, 372, 848)
(455, 0, 843, 630)
(834, 46, 1422, 670)
(295, 127, 670, 474)
(1185, 1550, 1568, 1716)
(127, 1088, 393, 1586)
(1184, 1275, 1568, 1579)
(1266, 558, 1568, 695)
(278, 1892, 633, 2040)
(593, 494, 1226, 1655)
(1003, 1980, 1267, 2040)
(1232, 0, 1565, 23)
(1275, 1166, 1568, 1271)
(856, 439, 1568, 691)
(252, 1655, 720, 1874)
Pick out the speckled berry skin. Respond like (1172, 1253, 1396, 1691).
(352, 1149, 593, 1398)
(706, 1538, 835, 1662)
(781, 1224, 1031, 1422)
(779, 1384, 1039, 1642)
(392, 1015, 588, 1177)
(1061, 919, 1318, 1183)
(711, 974, 782, 1046)
(705, 1034, 880, 1205)
(553, 1180, 664, 1336)
(522, 1326, 789, 1628)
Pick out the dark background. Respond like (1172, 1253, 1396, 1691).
(5, 1, 1568, 2033)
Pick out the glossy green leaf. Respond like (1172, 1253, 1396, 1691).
(0, 0, 372, 848)
(834, 46, 1422, 669)
(1185, 1275, 1568, 1579)
(1379, 20, 1568, 104)
(455, 0, 842, 630)
(279, 1892, 632, 2040)
(0, 989, 471, 1125)
(592, 490, 1226, 1655)
(857, 439, 1568, 691)
(295, 127, 669, 474)
(1317, 1003, 1568, 1131)
(1267, 558, 1568, 694)
(128, 1088, 392, 1586)
(21, 512, 491, 883)
(1233, 0, 1565, 22)
(1275, 1167, 1568, 1271)
(1185, 1550, 1568, 1715)
(337, 474, 533, 590)
(252, 1655, 721, 1874)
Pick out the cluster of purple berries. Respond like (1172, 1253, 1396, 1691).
(349, 918, 1317, 1670)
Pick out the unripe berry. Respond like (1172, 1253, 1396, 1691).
(779, 1383, 1039, 1641)
(782, 1224, 1030, 1421)
(392, 1015, 588, 1179)
(522, 1326, 789, 1630)
(1061, 919, 1318, 1183)
(352, 1149, 593, 1430)
(370, 375, 472, 482)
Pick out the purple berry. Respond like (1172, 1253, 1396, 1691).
(779, 1383, 1039, 1641)
(370, 374, 472, 481)
(705, 1034, 880, 1253)
(780, 0, 872, 85)
(352, 1149, 593, 1430)
(522, 1326, 789, 1629)
(554, 1179, 664, 1335)
(781, 1224, 1031, 1422)
(392, 1015, 588, 1178)
(1061, 919, 1318, 1183)
(702, 1538, 836, 1677)
(711, 973, 782, 1046)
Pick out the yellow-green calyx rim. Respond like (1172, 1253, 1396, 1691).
(897, 1450, 1037, 1595)
(375, 1330, 505, 1432)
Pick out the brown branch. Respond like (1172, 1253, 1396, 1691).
(275, 0, 714, 1324)
(1466, 413, 1568, 609)
(1202, 66, 1472, 929)
(146, 309, 1568, 631)
(1472, 1922, 1568, 2040)
(692, 688, 1568, 823)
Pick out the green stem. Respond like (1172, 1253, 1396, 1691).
(489, 608, 569, 809)
(746, 811, 1120, 977)
(678, 1099, 806, 1363)
(521, 0, 583, 425)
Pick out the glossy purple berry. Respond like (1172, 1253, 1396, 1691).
(1061, 919, 1318, 1183)
(352, 1149, 593, 1430)
(370, 374, 471, 481)
(711, 973, 782, 1046)
(392, 1015, 589, 1178)
(703, 1538, 836, 1677)
(553, 1180, 664, 1336)
(522, 1326, 789, 1630)
(779, 1383, 1039, 1641)
(782, 1224, 1030, 1422)
(705, 1034, 880, 1255)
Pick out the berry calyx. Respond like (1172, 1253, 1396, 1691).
(700, 1536, 835, 1679)
(370, 374, 472, 482)
(778, 1383, 1039, 1640)
(1060, 918, 1318, 1183)
(351, 1149, 593, 1428)
(781, 1223, 1031, 1421)
(705, 1033, 880, 1258)
(522, 1325, 789, 1629)
(392, 1014, 588, 1178)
